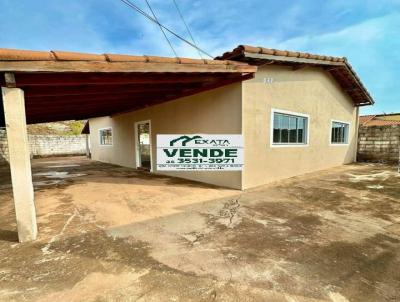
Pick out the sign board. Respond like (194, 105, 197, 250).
(157, 134, 243, 171)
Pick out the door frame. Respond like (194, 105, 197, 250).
(134, 120, 153, 172)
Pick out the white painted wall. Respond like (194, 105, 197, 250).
(89, 83, 243, 189)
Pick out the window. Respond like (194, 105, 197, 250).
(272, 111, 308, 145)
(331, 121, 349, 144)
(99, 128, 112, 145)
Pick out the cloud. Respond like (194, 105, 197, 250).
(0, 0, 398, 113)
(269, 13, 400, 114)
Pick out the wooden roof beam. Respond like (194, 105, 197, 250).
(25, 92, 178, 103)
(25, 97, 169, 119)
(12, 72, 233, 87)
(23, 83, 203, 97)
(26, 102, 148, 118)
(0, 60, 256, 73)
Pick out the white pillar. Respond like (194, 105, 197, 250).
(1, 87, 37, 242)
(85, 134, 90, 158)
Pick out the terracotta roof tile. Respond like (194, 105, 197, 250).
(243, 45, 262, 53)
(0, 47, 244, 67)
(204, 59, 228, 65)
(0, 48, 54, 61)
(144, 55, 179, 64)
(260, 47, 274, 55)
(104, 54, 148, 63)
(298, 52, 309, 59)
(360, 114, 400, 126)
(275, 49, 289, 56)
(178, 57, 205, 64)
(287, 51, 299, 57)
(359, 115, 376, 126)
(226, 45, 347, 63)
(51, 50, 106, 61)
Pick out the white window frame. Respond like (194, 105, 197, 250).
(270, 108, 310, 148)
(134, 120, 153, 172)
(330, 119, 350, 146)
(99, 127, 113, 146)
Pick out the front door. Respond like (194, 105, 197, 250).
(135, 121, 151, 171)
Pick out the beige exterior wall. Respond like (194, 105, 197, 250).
(89, 83, 243, 189)
(242, 65, 358, 189)
(89, 66, 359, 190)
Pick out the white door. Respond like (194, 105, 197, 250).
(135, 120, 152, 171)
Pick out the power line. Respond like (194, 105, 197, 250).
(118, 0, 213, 58)
(172, 0, 202, 59)
(144, 0, 178, 57)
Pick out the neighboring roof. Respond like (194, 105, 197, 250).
(373, 112, 400, 117)
(359, 115, 376, 125)
(372, 113, 400, 121)
(360, 114, 400, 127)
(216, 45, 374, 107)
(0, 48, 256, 125)
(362, 119, 400, 126)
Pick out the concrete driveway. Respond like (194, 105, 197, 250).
(0, 157, 399, 302)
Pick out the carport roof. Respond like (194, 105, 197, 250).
(0, 48, 256, 126)
(216, 45, 374, 107)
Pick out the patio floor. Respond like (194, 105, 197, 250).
(0, 157, 399, 302)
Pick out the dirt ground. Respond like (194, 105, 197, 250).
(0, 157, 399, 302)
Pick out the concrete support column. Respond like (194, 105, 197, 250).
(1, 87, 37, 242)
(354, 106, 360, 162)
(85, 134, 91, 158)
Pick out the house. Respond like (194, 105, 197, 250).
(87, 45, 373, 189)
(0, 46, 373, 241)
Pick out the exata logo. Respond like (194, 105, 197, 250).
(169, 135, 230, 147)
(169, 135, 202, 146)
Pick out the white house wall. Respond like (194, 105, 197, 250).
(89, 83, 243, 189)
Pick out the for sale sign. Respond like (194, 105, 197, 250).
(157, 134, 243, 171)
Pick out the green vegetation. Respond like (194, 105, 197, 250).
(66, 120, 85, 135)
(27, 120, 86, 136)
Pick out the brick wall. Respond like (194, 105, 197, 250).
(0, 129, 86, 163)
(358, 125, 400, 164)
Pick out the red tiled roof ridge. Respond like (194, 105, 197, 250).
(359, 115, 377, 126)
(0, 47, 244, 66)
(218, 44, 347, 63)
(360, 114, 377, 118)
(361, 113, 400, 117)
(360, 114, 400, 126)
(362, 119, 400, 126)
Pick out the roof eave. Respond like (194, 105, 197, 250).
(217, 47, 374, 107)
(0, 60, 257, 74)
(243, 52, 346, 66)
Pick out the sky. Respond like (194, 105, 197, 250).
(0, 0, 399, 115)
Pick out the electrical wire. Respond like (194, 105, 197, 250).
(144, 0, 178, 57)
(172, 0, 202, 59)
(118, 0, 213, 58)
